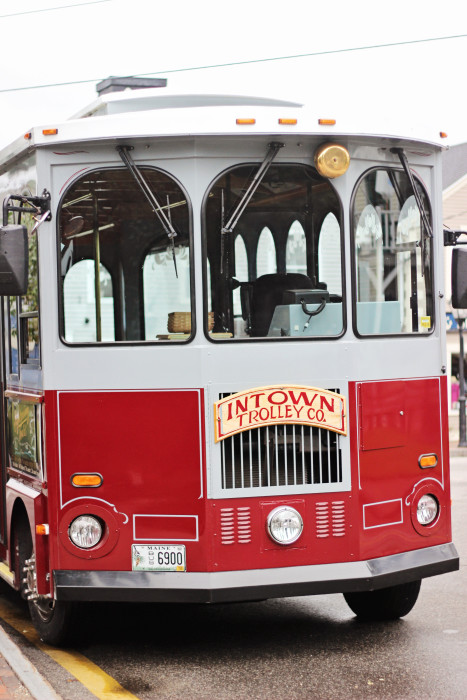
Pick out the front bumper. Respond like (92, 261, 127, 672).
(55, 542, 459, 603)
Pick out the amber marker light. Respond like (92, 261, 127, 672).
(318, 118, 336, 126)
(42, 128, 58, 136)
(71, 473, 103, 487)
(314, 142, 350, 179)
(440, 132, 448, 138)
(236, 118, 256, 125)
(419, 454, 438, 468)
(24, 132, 32, 140)
(279, 118, 297, 125)
(36, 524, 49, 535)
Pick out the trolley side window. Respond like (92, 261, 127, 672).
(203, 163, 344, 340)
(59, 167, 192, 343)
(352, 168, 434, 335)
(0, 154, 41, 371)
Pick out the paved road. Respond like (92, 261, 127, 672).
(1, 456, 466, 700)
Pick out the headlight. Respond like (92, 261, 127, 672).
(69, 515, 103, 549)
(416, 494, 439, 525)
(267, 506, 303, 545)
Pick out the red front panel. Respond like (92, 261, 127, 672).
(351, 376, 452, 560)
(208, 494, 358, 571)
(43, 377, 452, 578)
(45, 389, 208, 571)
(208, 377, 451, 572)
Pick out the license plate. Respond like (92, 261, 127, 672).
(131, 544, 186, 572)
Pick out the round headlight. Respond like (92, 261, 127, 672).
(267, 506, 303, 545)
(416, 494, 439, 525)
(69, 515, 103, 549)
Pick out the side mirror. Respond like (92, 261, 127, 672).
(452, 248, 467, 308)
(0, 224, 29, 296)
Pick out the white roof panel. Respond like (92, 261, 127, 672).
(0, 87, 446, 170)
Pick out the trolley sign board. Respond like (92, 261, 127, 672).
(214, 385, 347, 442)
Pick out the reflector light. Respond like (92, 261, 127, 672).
(314, 142, 350, 178)
(71, 473, 103, 487)
(318, 119, 336, 126)
(440, 132, 448, 138)
(419, 454, 438, 468)
(236, 118, 256, 125)
(42, 128, 58, 136)
(279, 118, 297, 125)
(36, 524, 49, 535)
(24, 132, 32, 140)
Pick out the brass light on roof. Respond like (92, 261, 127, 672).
(314, 143, 350, 179)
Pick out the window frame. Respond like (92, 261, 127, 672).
(57, 164, 195, 347)
(201, 161, 346, 343)
(350, 165, 435, 339)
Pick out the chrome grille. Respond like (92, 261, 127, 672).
(219, 392, 342, 491)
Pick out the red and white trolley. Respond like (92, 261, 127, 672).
(0, 79, 460, 644)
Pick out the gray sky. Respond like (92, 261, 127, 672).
(1, 0, 467, 149)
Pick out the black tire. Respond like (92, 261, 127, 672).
(343, 580, 421, 620)
(14, 517, 78, 646)
(28, 592, 77, 646)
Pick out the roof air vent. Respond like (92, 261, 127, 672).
(96, 76, 167, 96)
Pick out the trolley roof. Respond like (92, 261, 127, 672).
(0, 87, 447, 173)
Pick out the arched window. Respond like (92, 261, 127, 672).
(352, 168, 433, 334)
(233, 235, 248, 317)
(256, 227, 276, 277)
(59, 167, 192, 343)
(63, 260, 115, 342)
(318, 213, 342, 295)
(204, 162, 343, 339)
(286, 221, 306, 275)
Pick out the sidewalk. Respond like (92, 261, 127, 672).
(0, 626, 61, 700)
(0, 651, 33, 698)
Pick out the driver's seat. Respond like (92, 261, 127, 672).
(249, 273, 313, 337)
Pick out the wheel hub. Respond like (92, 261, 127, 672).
(23, 554, 55, 623)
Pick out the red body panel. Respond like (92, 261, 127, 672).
(25, 376, 451, 582)
(351, 377, 451, 560)
(44, 389, 208, 571)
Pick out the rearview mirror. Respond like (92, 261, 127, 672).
(0, 224, 29, 295)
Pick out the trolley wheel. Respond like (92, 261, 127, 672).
(16, 519, 78, 646)
(343, 580, 421, 620)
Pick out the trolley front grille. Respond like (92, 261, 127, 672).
(219, 392, 343, 491)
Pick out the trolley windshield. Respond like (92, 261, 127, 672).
(203, 163, 344, 340)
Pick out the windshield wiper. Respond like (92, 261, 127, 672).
(221, 141, 284, 236)
(117, 145, 178, 277)
(220, 141, 284, 279)
(391, 147, 432, 275)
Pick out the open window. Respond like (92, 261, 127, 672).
(59, 167, 192, 343)
(203, 163, 344, 340)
